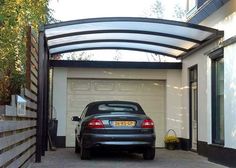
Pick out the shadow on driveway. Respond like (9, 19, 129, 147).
(31, 148, 227, 168)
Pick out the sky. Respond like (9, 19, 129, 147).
(49, 0, 186, 62)
(49, 0, 186, 21)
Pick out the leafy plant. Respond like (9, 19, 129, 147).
(0, 0, 54, 104)
(164, 135, 180, 143)
(164, 129, 180, 150)
(164, 129, 180, 143)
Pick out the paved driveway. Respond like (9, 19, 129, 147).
(31, 148, 226, 168)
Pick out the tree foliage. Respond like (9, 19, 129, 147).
(150, 0, 164, 18)
(65, 52, 93, 61)
(0, 0, 52, 104)
(173, 4, 186, 21)
(146, 1, 186, 62)
(113, 50, 122, 61)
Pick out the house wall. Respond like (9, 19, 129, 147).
(166, 70, 182, 137)
(182, 1, 236, 166)
(224, 43, 236, 149)
(53, 68, 67, 137)
(52, 67, 183, 138)
(200, 0, 236, 149)
(200, 0, 236, 39)
(181, 42, 217, 142)
(183, 0, 236, 148)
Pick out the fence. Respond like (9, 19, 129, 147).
(0, 27, 39, 167)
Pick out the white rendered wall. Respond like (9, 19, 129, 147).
(200, 0, 236, 40)
(67, 68, 167, 80)
(181, 44, 213, 141)
(52, 68, 67, 136)
(53, 67, 182, 137)
(200, 0, 236, 148)
(166, 70, 182, 137)
(224, 43, 236, 149)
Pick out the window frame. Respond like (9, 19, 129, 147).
(80, 107, 88, 119)
(187, 0, 197, 13)
(210, 48, 224, 145)
(188, 65, 198, 150)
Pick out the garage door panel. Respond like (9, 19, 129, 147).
(118, 83, 138, 92)
(69, 80, 91, 91)
(68, 91, 164, 97)
(66, 79, 166, 147)
(94, 82, 115, 91)
(141, 104, 165, 147)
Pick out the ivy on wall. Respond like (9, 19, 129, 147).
(0, 0, 53, 104)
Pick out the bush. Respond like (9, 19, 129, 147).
(0, 0, 53, 104)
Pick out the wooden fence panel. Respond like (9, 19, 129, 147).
(25, 88, 37, 102)
(30, 83, 38, 94)
(20, 154, 35, 168)
(0, 138, 36, 167)
(31, 66, 38, 78)
(31, 46, 38, 62)
(24, 110, 37, 118)
(0, 129, 36, 150)
(0, 120, 36, 132)
(31, 36, 38, 52)
(7, 146, 36, 168)
(31, 73, 38, 86)
(26, 100, 37, 111)
(0, 26, 39, 168)
(31, 56, 38, 70)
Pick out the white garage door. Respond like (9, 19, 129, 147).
(66, 79, 166, 147)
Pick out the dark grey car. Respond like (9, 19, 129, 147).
(72, 101, 156, 160)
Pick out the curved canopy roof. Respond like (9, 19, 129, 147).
(44, 17, 223, 58)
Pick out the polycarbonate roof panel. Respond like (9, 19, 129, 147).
(44, 17, 223, 58)
(50, 42, 186, 57)
(46, 21, 212, 41)
(48, 33, 197, 50)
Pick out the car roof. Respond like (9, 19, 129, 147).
(86, 100, 140, 107)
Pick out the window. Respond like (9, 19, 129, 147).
(189, 65, 198, 150)
(189, 66, 198, 121)
(187, 0, 197, 12)
(98, 104, 138, 112)
(211, 49, 224, 145)
(80, 107, 88, 119)
(86, 102, 145, 116)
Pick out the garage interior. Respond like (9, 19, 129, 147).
(37, 17, 223, 161)
(51, 61, 182, 148)
(67, 79, 165, 147)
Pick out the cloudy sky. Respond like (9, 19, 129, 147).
(49, 0, 186, 21)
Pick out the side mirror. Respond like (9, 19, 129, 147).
(71, 116, 81, 122)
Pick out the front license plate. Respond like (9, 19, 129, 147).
(113, 121, 136, 127)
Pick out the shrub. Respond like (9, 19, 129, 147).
(0, 0, 53, 104)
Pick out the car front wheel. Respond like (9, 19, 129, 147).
(143, 147, 155, 160)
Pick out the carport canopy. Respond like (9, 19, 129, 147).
(43, 17, 223, 58)
(36, 17, 224, 162)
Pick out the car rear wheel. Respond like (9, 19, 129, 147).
(143, 147, 155, 160)
(80, 146, 91, 160)
(75, 137, 80, 153)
